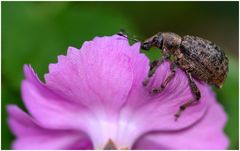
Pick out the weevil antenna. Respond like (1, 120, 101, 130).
(117, 29, 141, 42)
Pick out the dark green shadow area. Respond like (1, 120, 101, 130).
(2, 1, 238, 149)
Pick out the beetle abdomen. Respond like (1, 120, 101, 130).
(179, 35, 228, 87)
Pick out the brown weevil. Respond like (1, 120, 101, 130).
(117, 31, 229, 120)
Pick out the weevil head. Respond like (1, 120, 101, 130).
(141, 32, 163, 50)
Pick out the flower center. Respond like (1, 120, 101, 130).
(86, 111, 141, 150)
(103, 139, 117, 150)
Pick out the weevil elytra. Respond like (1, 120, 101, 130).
(117, 31, 229, 120)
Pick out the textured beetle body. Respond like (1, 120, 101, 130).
(141, 32, 229, 88)
(117, 31, 229, 119)
(176, 35, 228, 88)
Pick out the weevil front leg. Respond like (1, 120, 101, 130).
(143, 47, 170, 86)
(142, 59, 161, 86)
(150, 61, 177, 94)
(174, 71, 201, 121)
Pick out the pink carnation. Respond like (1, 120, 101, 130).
(7, 35, 228, 149)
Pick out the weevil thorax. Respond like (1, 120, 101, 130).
(162, 32, 182, 54)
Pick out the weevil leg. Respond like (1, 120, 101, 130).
(142, 59, 161, 86)
(174, 71, 201, 121)
(150, 62, 177, 94)
(143, 48, 170, 86)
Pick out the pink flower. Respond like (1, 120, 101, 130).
(7, 35, 228, 149)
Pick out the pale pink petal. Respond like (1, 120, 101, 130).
(7, 105, 92, 150)
(133, 92, 229, 149)
(18, 36, 150, 149)
(44, 36, 135, 114)
(22, 65, 91, 130)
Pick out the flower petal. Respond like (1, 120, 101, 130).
(7, 105, 92, 150)
(133, 92, 229, 149)
(22, 65, 91, 130)
(44, 36, 136, 114)
(20, 35, 151, 149)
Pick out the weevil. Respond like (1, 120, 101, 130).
(117, 31, 229, 120)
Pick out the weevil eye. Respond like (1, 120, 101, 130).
(141, 42, 151, 50)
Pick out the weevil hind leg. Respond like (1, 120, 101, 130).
(150, 62, 177, 94)
(174, 71, 201, 121)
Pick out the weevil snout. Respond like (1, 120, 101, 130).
(141, 42, 152, 50)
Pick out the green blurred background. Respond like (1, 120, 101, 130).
(2, 1, 239, 149)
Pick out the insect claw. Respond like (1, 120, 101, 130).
(142, 79, 149, 86)
(174, 113, 180, 121)
(152, 89, 159, 93)
(150, 88, 162, 95)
